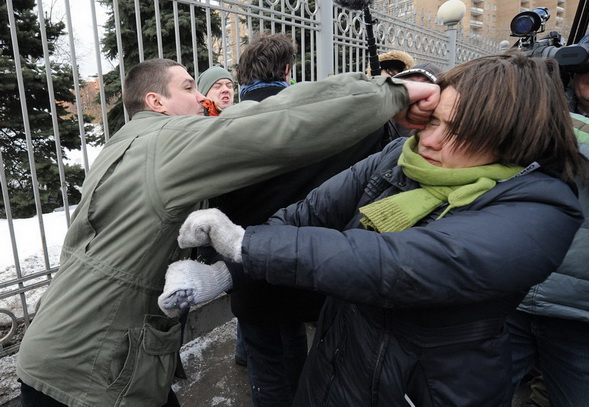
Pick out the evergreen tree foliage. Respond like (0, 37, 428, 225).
(0, 0, 93, 218)
(99, 0, 222, 134)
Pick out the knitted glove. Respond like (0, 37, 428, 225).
(178, 208, 245, 263)
(158, 260, 232, 318)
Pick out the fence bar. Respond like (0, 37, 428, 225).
(317, 0, 334, 79)
(155, 0, 164, 58)
(6, 0, 51, 273)
(90, 0, 111, 141)
(113, 0, 129, 124)
(64, 0, 90, 180)
(37, 0, 71, 228)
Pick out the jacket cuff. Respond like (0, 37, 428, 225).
(224, 259, 250, 291)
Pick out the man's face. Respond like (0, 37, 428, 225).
(574, 71, 589, 105)
(417, 86, 496, 168)
(206, 79, 235, 110)
(158, 66, 205, 116)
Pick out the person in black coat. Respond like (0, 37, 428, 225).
(206, 33, 393, 406)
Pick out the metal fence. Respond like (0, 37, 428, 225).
(0, 0, 501, 355)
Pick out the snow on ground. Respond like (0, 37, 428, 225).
(0, 209, 71, 316)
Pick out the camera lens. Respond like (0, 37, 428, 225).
(511, 15, 537, 36)
(532, 7, 550, 23)
(510, 8, 549, 37)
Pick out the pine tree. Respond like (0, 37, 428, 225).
(99, 0, 222, 134)
(0, 0, 93, 218)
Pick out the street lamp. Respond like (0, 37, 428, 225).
(437, 0, 466, 69)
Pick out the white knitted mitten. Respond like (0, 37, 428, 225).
(177, 208, 245, 263)
(158, 260, 232, 318)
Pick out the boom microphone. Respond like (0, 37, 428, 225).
(334, 0, 380, 76)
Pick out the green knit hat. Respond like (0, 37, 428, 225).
(197, 66, 234, 96)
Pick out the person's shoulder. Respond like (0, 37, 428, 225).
(381, 136, 406, 156)
(241, 86, 283, 101)
(491, 169, 579, 208)
(571, 112, 589, 146)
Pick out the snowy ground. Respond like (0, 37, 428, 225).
(0, 210, 71, 317)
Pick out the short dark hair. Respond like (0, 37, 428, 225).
(235, 33, 297, 85)
(435, 50, 585, 182)
(123, 58, 185, 119)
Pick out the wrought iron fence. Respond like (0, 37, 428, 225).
(0, 0, 501, 355)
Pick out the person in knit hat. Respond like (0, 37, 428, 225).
(197, 66, 235, 115)
(367, 49, 415, 77)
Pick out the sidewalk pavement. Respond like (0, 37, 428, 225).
(174, 317, 251, 406)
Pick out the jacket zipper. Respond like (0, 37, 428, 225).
(321, 346, 340, 407)
(370, 310, 391, 406)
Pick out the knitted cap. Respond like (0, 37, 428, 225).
(393, 63, 443, 83)
(197, 66, 234, 96)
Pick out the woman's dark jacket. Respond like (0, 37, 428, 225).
(210, 85, 393, 323)
(240, 138, 584, 406)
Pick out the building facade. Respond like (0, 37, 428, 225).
(377, 0, 580, 45)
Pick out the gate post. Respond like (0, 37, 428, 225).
(317, 0, 334, 79)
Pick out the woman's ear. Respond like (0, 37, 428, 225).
(284, 64, 292, 82)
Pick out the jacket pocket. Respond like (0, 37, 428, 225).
(107, 315, 182, 406)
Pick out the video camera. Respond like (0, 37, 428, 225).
(554, 40, 589, 73)
(510, 7, 563, 58)
(510, 7, 589, 73)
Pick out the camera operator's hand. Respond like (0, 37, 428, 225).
(394, 81, 440, 129)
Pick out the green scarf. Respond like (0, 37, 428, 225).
(359, 136, 523, 232)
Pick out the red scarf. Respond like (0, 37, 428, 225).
(202, 99, 221, 116)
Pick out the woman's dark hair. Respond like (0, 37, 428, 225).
(436, 50, 586, 182)
(123, 58, 184, 118)
(235, 33, 297, 85)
